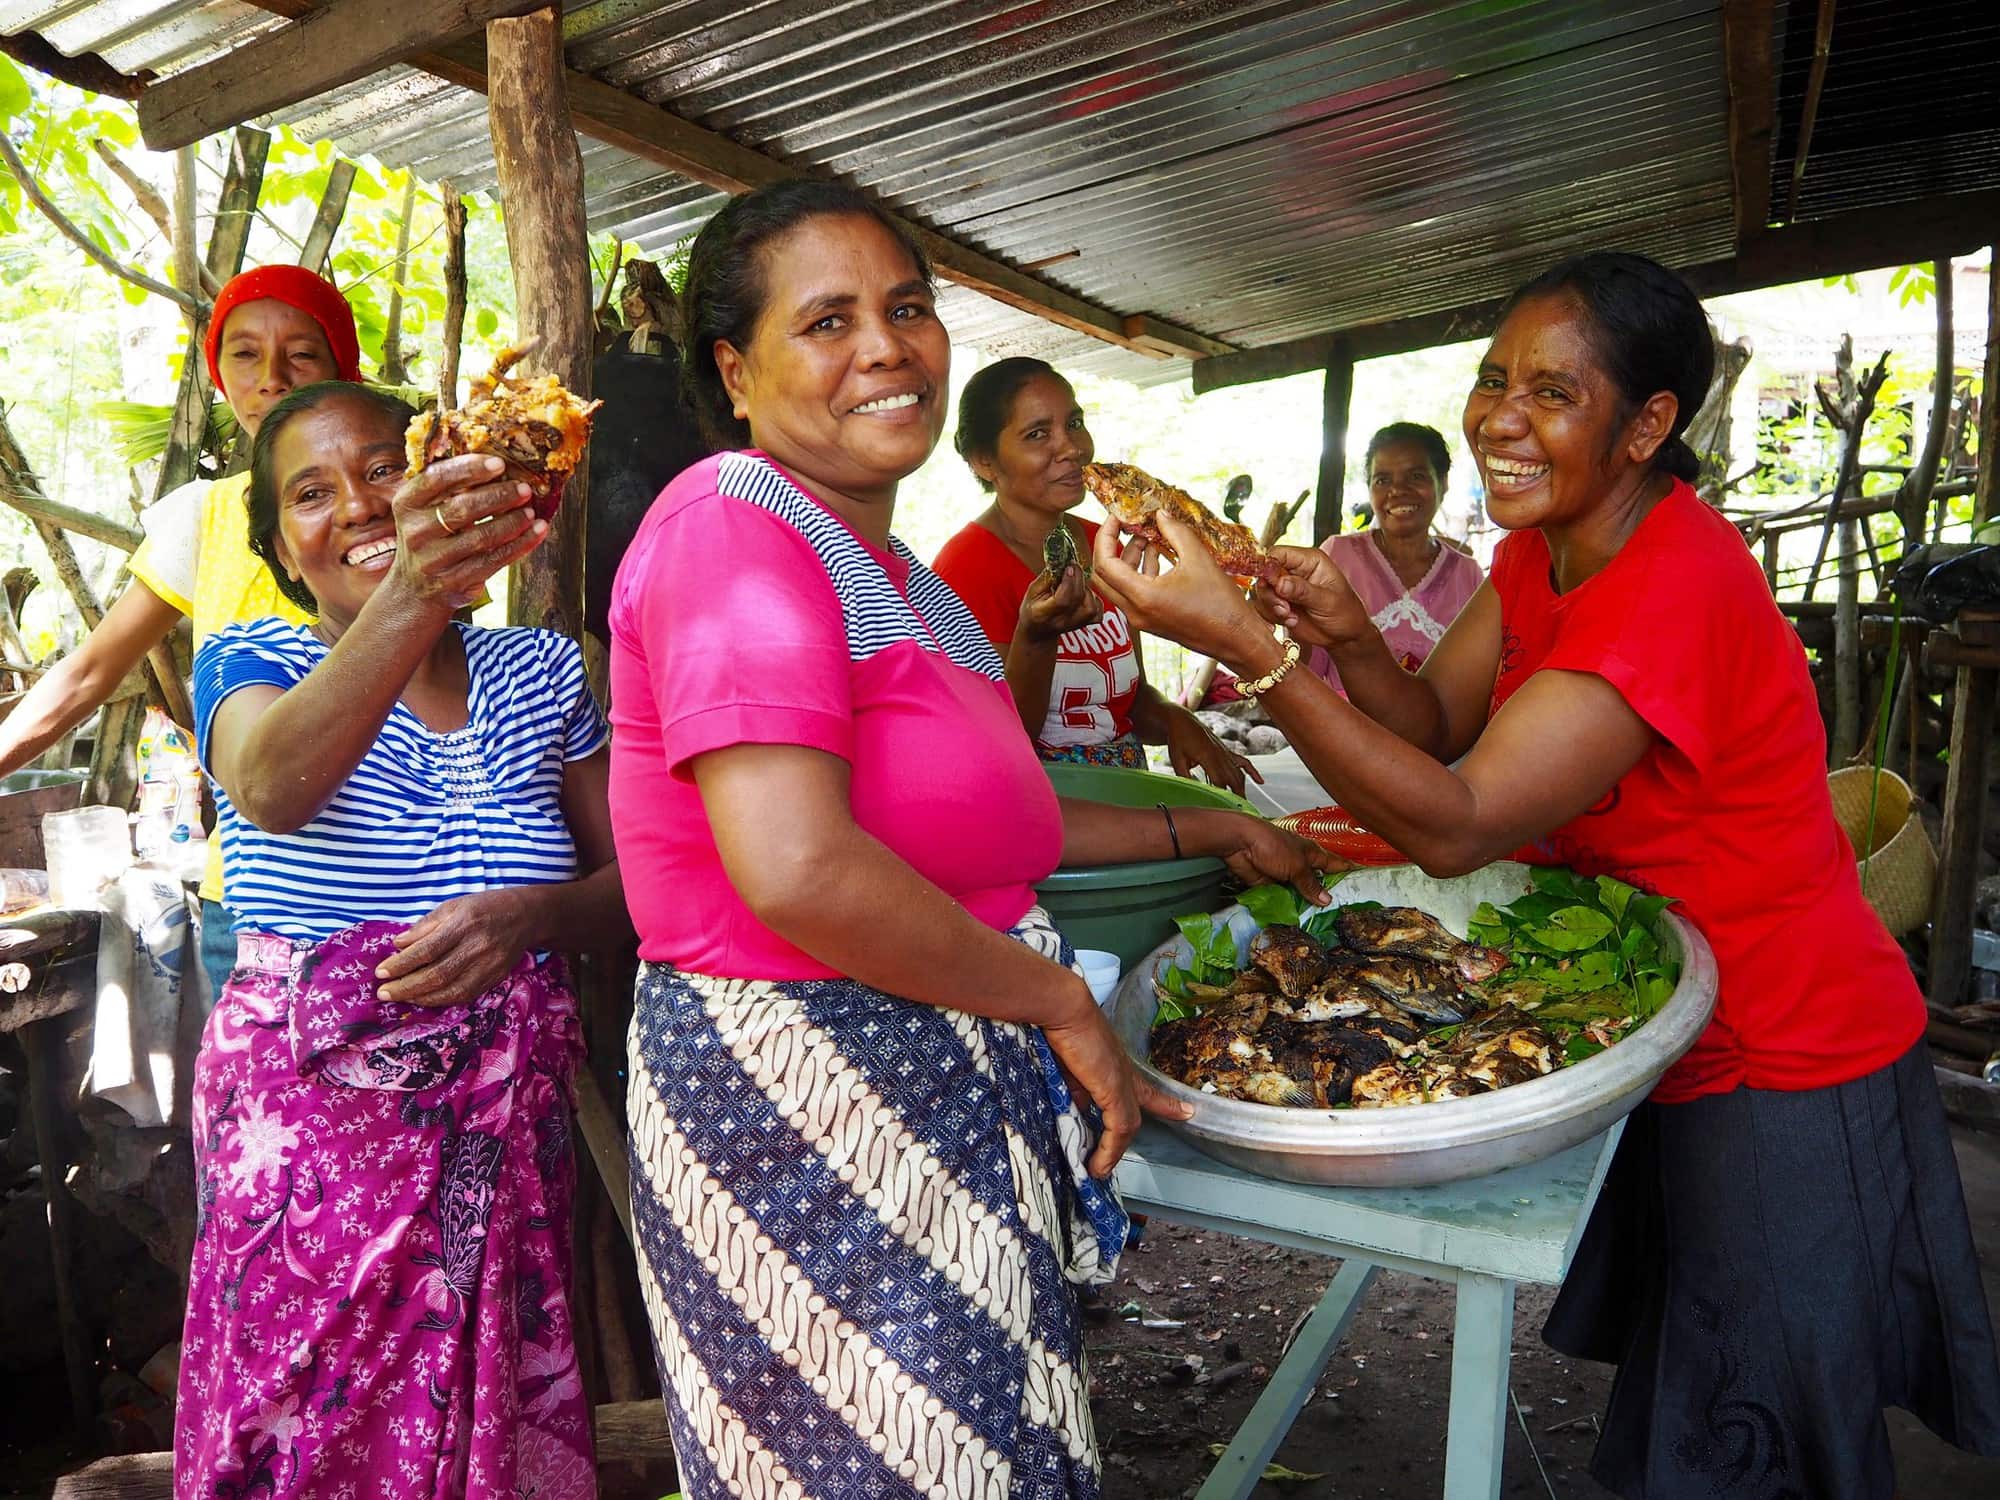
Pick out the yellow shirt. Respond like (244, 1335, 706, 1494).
(129, 473, 311, 902)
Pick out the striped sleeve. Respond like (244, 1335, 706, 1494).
(193, 619, 313, 771)
(547, 631, 610, 760)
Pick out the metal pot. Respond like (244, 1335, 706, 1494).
(1107, 861, 1720, 1187)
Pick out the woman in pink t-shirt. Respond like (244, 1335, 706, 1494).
(933, 357, 1253, 790)
(606, 179, 1326, 1500)
(1305, 424, 1483, 693)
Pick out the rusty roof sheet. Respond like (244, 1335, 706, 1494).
(0, 1, 1828, 387)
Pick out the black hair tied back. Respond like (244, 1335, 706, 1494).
(1364, 421, 1452, 486)
(678, 179, 935, 450)
(953, 357, 1061, 490)
(1501, 251, 1714, 483)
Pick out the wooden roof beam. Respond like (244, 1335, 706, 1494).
(135, 0, 547, 153)
(149, 0, 1234, 364)
(1721, 0, 1777, 244)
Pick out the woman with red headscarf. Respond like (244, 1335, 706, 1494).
(0, 267, 363, 995)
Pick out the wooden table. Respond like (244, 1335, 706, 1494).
(1, 906, 105, 1433)
(1114, 1122, 1622, 1500)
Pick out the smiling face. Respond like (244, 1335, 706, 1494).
(713, 213, 949, 511)
(1462, 292, 1674, 532)
(1366, 438, 1442, 542)
(214, 298, 340, 437)
(974, 372, 1094, 517)
(267, 394, 406, 630)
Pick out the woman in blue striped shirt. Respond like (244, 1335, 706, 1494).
(175, 382, 626, 1496)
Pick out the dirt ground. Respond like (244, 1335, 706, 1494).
(1087, 1123, 2000, 1500)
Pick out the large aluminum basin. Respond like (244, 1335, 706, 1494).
(1107, 861, 1719, 1187)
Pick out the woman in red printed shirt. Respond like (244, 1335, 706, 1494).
(933, 357, 1255, 792)
(1090, 252, 2000, 1498)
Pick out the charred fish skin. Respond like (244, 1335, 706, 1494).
(1250, 924, 1334, 997)
(1334, 905, 1508, 983)
(1340, 954, 1471, 1026)
(1264, 1021, 1395, 1108)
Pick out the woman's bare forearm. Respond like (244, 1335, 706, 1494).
(215, 581, 451, 831)
(0, 584, 180, 775)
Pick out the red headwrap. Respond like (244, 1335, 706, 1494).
(203, 265, 363, 387)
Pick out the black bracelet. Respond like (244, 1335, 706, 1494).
(1157, 802, 1183, 860)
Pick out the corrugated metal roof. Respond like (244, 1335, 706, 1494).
(1768, 0, 2000, 227)
(3, 0, 1755, 387)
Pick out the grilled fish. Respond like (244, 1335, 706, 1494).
(1042, 520, 1084, 579)
(1151, 993, 1396, 1108)
(1335, 906, 1508, 983)
(1339, 954, 1469, 1026)
(1083, 461, 1278, 583)
(1249, 924, 1333, 997)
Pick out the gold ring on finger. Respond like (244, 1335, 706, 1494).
(434, 505, 459, 535)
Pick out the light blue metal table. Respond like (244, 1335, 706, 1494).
(1112, 1120, 1623, 1500)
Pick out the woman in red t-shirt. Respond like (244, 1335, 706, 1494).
(1092, 252, 2000, 1497)
(933, 357, 1255, 792)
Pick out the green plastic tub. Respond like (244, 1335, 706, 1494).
(1034, 764, 1261, 967)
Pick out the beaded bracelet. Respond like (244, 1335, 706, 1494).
(1237, 636, 1301, 698)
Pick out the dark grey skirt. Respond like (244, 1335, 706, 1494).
(1544, 1042, 2000, 1500)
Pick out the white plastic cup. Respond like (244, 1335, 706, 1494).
(1076, 948, 1122, 1011)
(42, 804, 133, 908)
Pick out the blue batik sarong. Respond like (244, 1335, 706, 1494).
(626, 907, 1125, 1500)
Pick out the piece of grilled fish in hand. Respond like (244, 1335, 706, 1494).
(1042, 519, 1085, 580)
(1334, 905, 1508, 983)
(1083, 461, 1278, 583)
(406, 341, 603, 521)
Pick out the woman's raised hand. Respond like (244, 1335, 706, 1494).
(1018, 563, 1104, 643)
(1252, 545, 1373, 651)
(1090, 511, 1263, 663)
(390, 454, 548, 610)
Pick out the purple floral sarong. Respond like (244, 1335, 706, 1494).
(175, 923, 594, 1499)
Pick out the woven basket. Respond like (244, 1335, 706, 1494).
(1826, 766, 1937, 937)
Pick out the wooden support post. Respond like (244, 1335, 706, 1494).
(298, 158, 357, 276)
(1902, 259, 1954, 546)
(1929, 663, 1998, 1012)
(487, 7, 590, 639)
(1313, 342, 1355, 547)
(438, 182, 469, 409)
(1977, 244, 2000, 527)
(1833, 517, 1860, 762)
(378, 174, 419, 385)
(157, 127, 269, 500)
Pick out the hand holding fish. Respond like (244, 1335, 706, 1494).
(1252, 545, 1376, 652)
(1091, 509, 1269, 664)
(389, 453, 546, 612)
(1017, 560, 1104, 643)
